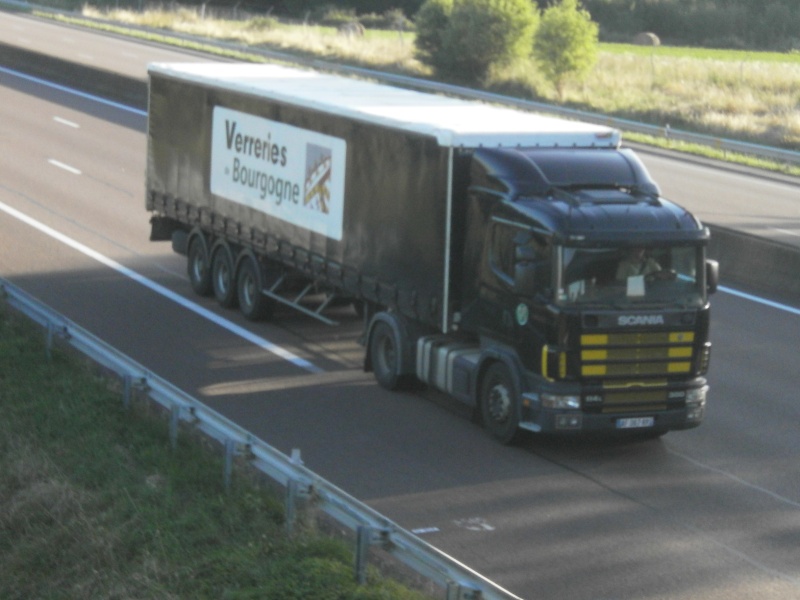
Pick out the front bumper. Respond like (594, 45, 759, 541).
(518, 380, 708, 434)
(520, 405, 703, 434)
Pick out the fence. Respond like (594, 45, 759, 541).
(0, 278, 522, 600)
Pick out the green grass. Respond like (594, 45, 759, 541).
(0, 306, 428, 599)
(600, 42, 800, 64)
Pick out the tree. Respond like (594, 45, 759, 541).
(418, 0, 539, 84)
(533, 0, 599, 99)
(413, 0, 454, 66)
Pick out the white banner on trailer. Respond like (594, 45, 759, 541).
(210, 106, 347, 241)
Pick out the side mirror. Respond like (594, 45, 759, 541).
(513, 235, 550, 296)
(706, 259, 719, 294)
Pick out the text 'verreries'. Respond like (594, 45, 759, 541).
(225, 119, 288, 167)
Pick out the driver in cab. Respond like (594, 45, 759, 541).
(616, 247, 668, 281)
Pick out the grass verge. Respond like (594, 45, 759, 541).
(0, 305, 428, 599)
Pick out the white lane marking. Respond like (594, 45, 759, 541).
(48, 159, 81, 175)
(454, 517, 495, 532)
(411, 527, 440, 535)
(666, 447, 800, 510)
(718, 285, 800, 316)
(770, 227, 800, 238)
(0, 65, 148, 117)
(0, 199, 323, 374)
(54, 116, 80, 128)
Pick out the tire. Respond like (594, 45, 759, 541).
(211, 244, 238, 308)
(369, 321, 405, 391)
(237, 255, 274, 321)
(187, 236, 212, 296)
(480, 362, 522, 445)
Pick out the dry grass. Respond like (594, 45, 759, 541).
(86, 6, 424, 74)
(84, 6, 800, 150)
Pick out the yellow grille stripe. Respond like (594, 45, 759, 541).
(668, 347, 693, 358)
(581, 331, 694, 346)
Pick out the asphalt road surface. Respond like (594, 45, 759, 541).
(1, 13, 800, 600)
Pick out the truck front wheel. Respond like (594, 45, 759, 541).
(370, 321, 406, 391)
(480, 362, 522, 445)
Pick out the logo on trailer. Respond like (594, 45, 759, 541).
(304, 144, 333, 214)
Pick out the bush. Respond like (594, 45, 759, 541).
(533, 0, 599, 98)
(413, 0, 454, 63)
(433, 0, 539, 84)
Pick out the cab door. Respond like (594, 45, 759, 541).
(478, 221, 552, 365)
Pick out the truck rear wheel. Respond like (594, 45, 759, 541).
(237, 255, 274, 321)
(370, 321, 406, 391)
(211, 244, 238, 308)
(480, 362, 522, 445)
(187, 236, 212, 296)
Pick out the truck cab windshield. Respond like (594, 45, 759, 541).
(557, 245, 705, 307)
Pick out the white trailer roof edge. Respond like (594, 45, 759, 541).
(147, 62, 621, 150)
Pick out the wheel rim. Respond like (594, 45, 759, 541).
(487, 381, 512, 424)
(215, 259, 230, 294)
(189, 242, 207, 284)
(377, 331, 396, 374)
(190, 255, 204, 282)
(241, 270, 256, 309)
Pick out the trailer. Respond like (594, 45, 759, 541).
(146, 62, 717, 443)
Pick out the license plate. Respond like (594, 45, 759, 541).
(616, 417, 655, 429)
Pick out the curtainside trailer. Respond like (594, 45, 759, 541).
(146, 62, 717, 443)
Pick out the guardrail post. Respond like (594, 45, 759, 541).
(122, 374, 132, 410)
(355, 525, 372, 584)
(447, 582, 483, 600)
(224, 439, 236, 492)
(45, 321, 55, 361)
(285, 478, 299, 537)
(169, 404, 180, 449)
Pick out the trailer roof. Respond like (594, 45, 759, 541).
(148, 62, 620, 149)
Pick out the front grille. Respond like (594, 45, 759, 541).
(600, 388, 668, 414)
(580, 331, 695, 378)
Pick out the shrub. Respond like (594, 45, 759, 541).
(413, 0, 454, 63)
(436, 0, 539, 84)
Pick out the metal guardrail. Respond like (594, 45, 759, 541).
(6, 0, 796, 167)
(0, 278, 522, 600)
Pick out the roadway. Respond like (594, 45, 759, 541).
(1, 12, 800, 600)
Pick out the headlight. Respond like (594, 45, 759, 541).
(685, 386, 708, 406)
(541, 393, 581, 410)
(698, 343, 711, 374)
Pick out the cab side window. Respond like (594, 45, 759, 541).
(489, 224, 550, 291)
(489, 224, 515, 285)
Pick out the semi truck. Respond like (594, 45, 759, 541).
(146, 62, 718, 443)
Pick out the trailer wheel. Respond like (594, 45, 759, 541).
(480, 362, 522, 445)
(237, 255, 274, 321)
(187, 236, 212, 296)
(211, 244, 238, 308)
(370, 321, 405, 391)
